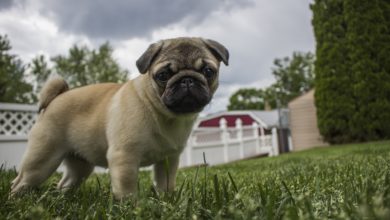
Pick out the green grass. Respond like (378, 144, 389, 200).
(1, 141, 390, 219)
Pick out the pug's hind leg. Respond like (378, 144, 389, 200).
(10, 139, 66, 195)
(57, 155, 94, 190)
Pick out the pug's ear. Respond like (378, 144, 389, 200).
(202, 39, 229, 66)
(136, 41, 163, 74)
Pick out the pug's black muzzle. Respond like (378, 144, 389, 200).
(162, 76, 211, 114)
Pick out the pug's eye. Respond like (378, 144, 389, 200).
(202, 67, 215, 78)
(155, 70, 171, 82)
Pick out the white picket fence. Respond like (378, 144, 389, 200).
(0, 103, 278, 170)
(0, 103, 36, 138)
(179, 118, 278, 167)
(0, 103, 37, 170)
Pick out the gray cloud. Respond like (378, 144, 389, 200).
(0, 0, 14, 11)
(37, 0, 253, 39)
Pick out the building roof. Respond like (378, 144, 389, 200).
(251, 111, 279, 128)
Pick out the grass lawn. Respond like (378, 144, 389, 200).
(1, 141, 390, 219)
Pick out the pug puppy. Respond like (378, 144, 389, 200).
(10, 37, 229, 200)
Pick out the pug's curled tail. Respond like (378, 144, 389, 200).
(38, 77, 69, 113)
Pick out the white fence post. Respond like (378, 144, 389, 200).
(260, 125, 265, 149)
(236, 119, 244, 159)
(271, 128, 279, 156)
(219, 118, 229, 163)
(252, 122, 260, 154)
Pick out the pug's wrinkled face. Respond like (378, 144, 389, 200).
(136, 37, 229, 114)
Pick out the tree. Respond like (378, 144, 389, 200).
(227, 88, 266, 110)
(311, 0, 390, 143)
(311, 0, 353, 144)
(345, 0, 390, 141)
(31, 42, 129, 89)
(0, 35, 34, 103)
(227, 52, 315, 111)
(30, 55, 52, 94)
(271, 52, 315, 107)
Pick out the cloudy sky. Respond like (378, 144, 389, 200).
(0, 0, 315, 114)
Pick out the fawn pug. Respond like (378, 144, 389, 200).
(11, 37, 229, 200)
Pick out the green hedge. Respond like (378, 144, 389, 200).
(311, 0, 390, 144)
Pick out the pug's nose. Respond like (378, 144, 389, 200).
(180, 77, 194, 88)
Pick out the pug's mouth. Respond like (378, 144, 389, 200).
(162, 76, 211, 114)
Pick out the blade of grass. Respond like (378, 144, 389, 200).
(213, 174, 222, 209)
(227, 172, 238, 193)
(192, 166, 200, 199)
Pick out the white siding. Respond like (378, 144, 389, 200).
(288, 90, 328, 151)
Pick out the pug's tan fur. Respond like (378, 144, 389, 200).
(11, 37, 229, 200)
